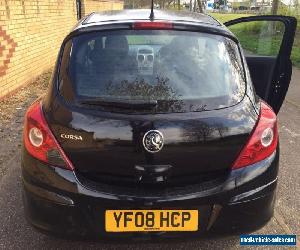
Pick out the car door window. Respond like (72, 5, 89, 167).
(225, 16, 296, 113)
(228, 20, 285, 57)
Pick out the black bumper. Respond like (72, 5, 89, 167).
(21, 150, 279, 240)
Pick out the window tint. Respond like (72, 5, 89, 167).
(59, 30, 246, 113)
(228, 20, 285, 56)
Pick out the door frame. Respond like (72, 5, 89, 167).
(225, 15, 297, 113)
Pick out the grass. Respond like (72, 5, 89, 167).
(209, 13, 300, 68)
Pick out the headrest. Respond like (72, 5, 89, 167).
(105, 35, 129, 54)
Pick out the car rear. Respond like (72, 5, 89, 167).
(21, 11, 279, 239)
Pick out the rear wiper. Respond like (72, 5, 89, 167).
(79, 98, 158, 109)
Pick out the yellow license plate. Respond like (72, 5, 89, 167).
(105, 210, 198, 232)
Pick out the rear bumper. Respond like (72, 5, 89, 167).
(21, 149, 279, 240)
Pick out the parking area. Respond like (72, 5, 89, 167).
(0, 69, 299, 249)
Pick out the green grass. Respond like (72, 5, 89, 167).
(209, 13, 300, 68)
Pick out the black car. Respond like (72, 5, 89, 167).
(21, 10, 296, 239)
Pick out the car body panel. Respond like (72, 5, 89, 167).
(80, 9, 221, 27)
(21, 147, 279, 238)
(68, 10, 235, 42)
(45, 95, 257, 186)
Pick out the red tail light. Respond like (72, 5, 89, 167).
(133, 21, 173, 30)
(232, 101, 278, 170)
(23, 101, 74, 170)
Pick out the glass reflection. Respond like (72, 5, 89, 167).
(59, 30, 247, 113)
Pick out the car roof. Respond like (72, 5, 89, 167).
(69, 9, 234, 40)
(81, 9, 221, 26)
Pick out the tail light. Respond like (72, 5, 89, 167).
(232, 101, 278, 169)
(133, 21, 173, 30)
(23, 101, 74, 170)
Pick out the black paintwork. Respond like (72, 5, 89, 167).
(67, 10, 236, 42)
(21, 147, 279, 239)
(80, 9, 221, 27)
(45, 94, 257, 187)
(21, 10, 296, 239)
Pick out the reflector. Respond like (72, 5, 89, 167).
(29, 127, 43, 147)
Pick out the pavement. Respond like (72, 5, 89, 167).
(0, 69, 299, 250)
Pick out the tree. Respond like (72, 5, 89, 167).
(197, 0, 203, 12)
(271, 0, 279, 14)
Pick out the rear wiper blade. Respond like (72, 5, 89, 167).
(79, 98, 158, 109)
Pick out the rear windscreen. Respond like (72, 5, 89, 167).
(59, 30, 246, 113)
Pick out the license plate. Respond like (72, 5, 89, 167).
(105, 210, 198, 232)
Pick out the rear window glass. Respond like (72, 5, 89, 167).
(59, 30, 246, 113)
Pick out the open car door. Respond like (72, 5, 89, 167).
(225, 16, 297, 113)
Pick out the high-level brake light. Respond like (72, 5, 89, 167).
(133, 21, 173, 30)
